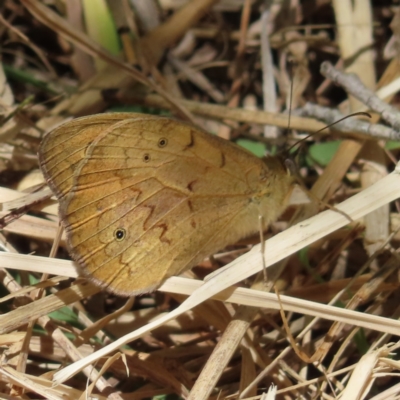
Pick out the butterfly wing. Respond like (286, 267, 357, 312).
(39, 113, 293, 295)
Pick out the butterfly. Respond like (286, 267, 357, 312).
(39, 113, 294, 295)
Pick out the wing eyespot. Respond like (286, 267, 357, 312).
(158, 138, 168, 148)
(114, 228, 126, 241)
(143, 153, 151, 162)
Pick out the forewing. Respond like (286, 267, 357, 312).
(39, 113, 268, 295)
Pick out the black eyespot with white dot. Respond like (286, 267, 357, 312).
(158, 138, 168, 148)
(143, 153, 151, 162)
(114, 228, 126, 241)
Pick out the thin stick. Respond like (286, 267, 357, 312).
(259, 215, 267, 282)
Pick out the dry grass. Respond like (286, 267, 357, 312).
(1, 1, 400, 399)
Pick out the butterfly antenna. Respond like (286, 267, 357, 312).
(286, 62, 294, 135)
(285, 112, 371, 223)
(287, 111, 371, 157)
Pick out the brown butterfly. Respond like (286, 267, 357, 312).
(39, 113, 294, 296)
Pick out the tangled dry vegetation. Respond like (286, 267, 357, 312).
(1, 0, 400, 399)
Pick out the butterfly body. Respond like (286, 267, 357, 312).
(39, 113, 294, 295)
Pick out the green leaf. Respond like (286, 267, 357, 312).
(236, 139, 266, 158)
(353, 329, 369, 355)
(107, 105, 169, 116)
(298, 248, 324, 284)
(49, 306, 82, 327)
(82, 0, 120, 70)
(3, 64, 62, 94)
(306, 140, 341, 167)
(385, 141, 400, 150)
